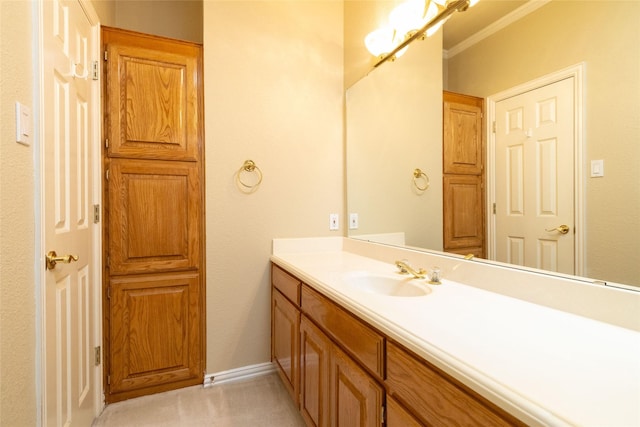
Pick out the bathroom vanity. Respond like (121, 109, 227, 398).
(271, 237, 640, 426)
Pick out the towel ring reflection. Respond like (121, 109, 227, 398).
(237, 160, 263, 191)
(413, 168, 429, 191)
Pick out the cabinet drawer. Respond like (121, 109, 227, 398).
(386, 341, 525, 427)
(301, 284, 384, 379)
(272, 263, 301, 306)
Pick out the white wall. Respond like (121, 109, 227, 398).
(203, 1, 344, 373)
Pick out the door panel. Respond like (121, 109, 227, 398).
(272, 290, 300, 404)
(443, 95, 483, 175)
(106, 42, 200, 161)
(495, 78, 574, 273)
(300, 316, 331, 427)
(103, 27, 204, 402)
(109, 273, 201, 394)
(443, 91, 485, 258)
(443, 175, 484, 251)
(331, 345, 383, 427)
(108, 159, 200, 275)
(43, 1, 98, 425)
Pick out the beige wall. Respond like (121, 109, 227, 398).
(447, 1, 640, 285)
(203, 1, 344, 372)
(113, 0, 202, 42)
(0, 1, 37, 425)
(347, 34, 444, 250)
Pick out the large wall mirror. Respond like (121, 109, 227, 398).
(345, 0, 640, 288)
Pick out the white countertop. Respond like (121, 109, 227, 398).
(271, 245, 640, 427)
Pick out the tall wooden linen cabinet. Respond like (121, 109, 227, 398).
(101, 27, 205, 402)
(443, 91, 486, 258)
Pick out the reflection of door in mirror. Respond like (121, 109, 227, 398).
(494, 78, 575, 275)
(443, 91, 485, 258)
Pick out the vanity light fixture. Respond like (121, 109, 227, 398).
(366, 0, 477, 69)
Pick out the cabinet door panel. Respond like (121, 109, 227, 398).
(443, 92, 483, 175)
(331, 345, 383, 427)
(443, 174, 484, 253)
(272, 289, 300, 405)
(272, 263, 301, 306)
(302, 285, 384, 379)
(106, 41, 201, 161)
(300, 316, 331, 427)
(108, 159, 200, 275)
(386, 342, 524, 427)
(386, 396, 422, 427)
(109, 272, 201, 394)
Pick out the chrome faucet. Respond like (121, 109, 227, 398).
(395, 260, 426, 279)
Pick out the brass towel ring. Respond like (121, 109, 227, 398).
(413, 168, 429, 191)
(237, 160, 263, 191)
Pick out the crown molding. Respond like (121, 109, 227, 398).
(444, 0, 551, 59)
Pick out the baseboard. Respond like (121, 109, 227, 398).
(203, 362, 276, 387)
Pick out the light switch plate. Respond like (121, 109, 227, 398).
(590, 159, 604, 177)
(15, 102, 31, 146)
(329, 213, 339, 231)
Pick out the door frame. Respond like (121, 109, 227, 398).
(486, 63, 585, 277)
(35, 0, 104, 422)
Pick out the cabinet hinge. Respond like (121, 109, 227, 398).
(107, 375, 111, 385)
(493, 203, 496, 214)
(104, 50, 108, 61)
(94, 346, 101, 366)
(92, 60, 99, 80)
(105, 138, 109, 149)
(107, 286, 111, 299)
(93, 204, 100, 223)
(105, 169, 109, 181)
(381, 405, 385, 424)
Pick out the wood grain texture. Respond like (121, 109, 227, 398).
(272, 263, 302, 307)
(443, 91, 486, 258)
(386, 396, 423, 427)
(443, 174, 484, 251)
(103, 27, 205, 403)
(331, 345, 384, 427)
(272, 289, 300, 406)
(108, 159, 200, 275)
(109, 273, 201, 395)
(103, 26, 202, 162)
(386, 341, 526, 427)
(300, 315, 332, 427)
(301, 285, 384, 380)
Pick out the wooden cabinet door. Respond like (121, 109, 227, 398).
(443, 91, 485, 258)
(102, 27, 204, 403)
(331, 345, 384, 427)
(108, 159, 201, 275)
(272, 289, 300, 405)
(109, 273, 201, 394)
(104, 28, 202, 162)
(443, 92, 483, 175)
(443, 175, 484, 253)
(300, 316, 332, 427)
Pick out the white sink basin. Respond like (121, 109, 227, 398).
(343, 272, 430, 297)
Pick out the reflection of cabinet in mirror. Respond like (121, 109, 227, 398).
(443, 91, 485, 258)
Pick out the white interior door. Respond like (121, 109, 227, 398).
(41, 0, 99, 425)
(494, 77, 575, 274)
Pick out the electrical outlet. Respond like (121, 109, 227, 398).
(349, 213, 359, 230)
(329, 213, 339, 231)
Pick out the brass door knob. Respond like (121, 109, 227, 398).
(545, 225, 570, 235)
(46, 251, 79, 270)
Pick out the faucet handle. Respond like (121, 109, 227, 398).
(395, 260, 409, 274)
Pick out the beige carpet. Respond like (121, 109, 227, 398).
(92, 373, 305, 427)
